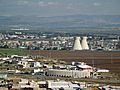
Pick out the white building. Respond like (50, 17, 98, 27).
(77, 64, 93, 72)
(97, 69, 109, 73)
(47, 80, 82, 90)
(33, 62, 42, 68)
(46, 69, 91, 78)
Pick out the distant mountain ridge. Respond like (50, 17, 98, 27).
(0, 14, 120, 31)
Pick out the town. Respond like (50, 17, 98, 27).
(0, 31, 120, 51)
(0, 54, 119, 90)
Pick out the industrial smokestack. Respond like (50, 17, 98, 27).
(73, 37, 82, 50)
(81, 37, 89, 50)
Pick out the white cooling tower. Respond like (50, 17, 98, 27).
(81, 37, 89, 50)
(73, 37, 82, 50)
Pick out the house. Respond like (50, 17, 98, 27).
(17, 61, 30, 68)
(0, 73, 7, 79)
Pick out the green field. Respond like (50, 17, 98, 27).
(0, 48, 27, 56)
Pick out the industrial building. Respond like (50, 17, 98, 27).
(45, 62, 94, 78)
(46, 69, 91, 78)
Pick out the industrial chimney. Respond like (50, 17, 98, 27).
(81, 36, 89, 50)
(73, 37, 82, 50)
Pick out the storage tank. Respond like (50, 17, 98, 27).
(81, 37, 89, 50)
(73, 37, 82, 50)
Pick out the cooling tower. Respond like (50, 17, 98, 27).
(81, 37, 89, 50)
(73, 37, 82, 50)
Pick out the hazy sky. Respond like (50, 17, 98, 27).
(0, 0, 120, 17)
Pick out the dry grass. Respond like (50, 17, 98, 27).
(25, 50, 120, 73)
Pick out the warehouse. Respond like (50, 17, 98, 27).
(46, 69, 91, 78)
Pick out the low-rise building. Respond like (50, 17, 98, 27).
(47, 80, 82, 90)
(0, 73, 7, 79)
(46, 69, 91, 78)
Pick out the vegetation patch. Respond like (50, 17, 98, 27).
(0, 48, 28, 56)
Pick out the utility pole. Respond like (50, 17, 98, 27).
(111, 52, 113, 64)
(92, 59, 94, 67)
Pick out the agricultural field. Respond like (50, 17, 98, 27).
(27, 50, 120, 73)
(0, 48, 28, 56)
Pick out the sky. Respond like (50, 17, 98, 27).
(0, 0, 120, 17)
